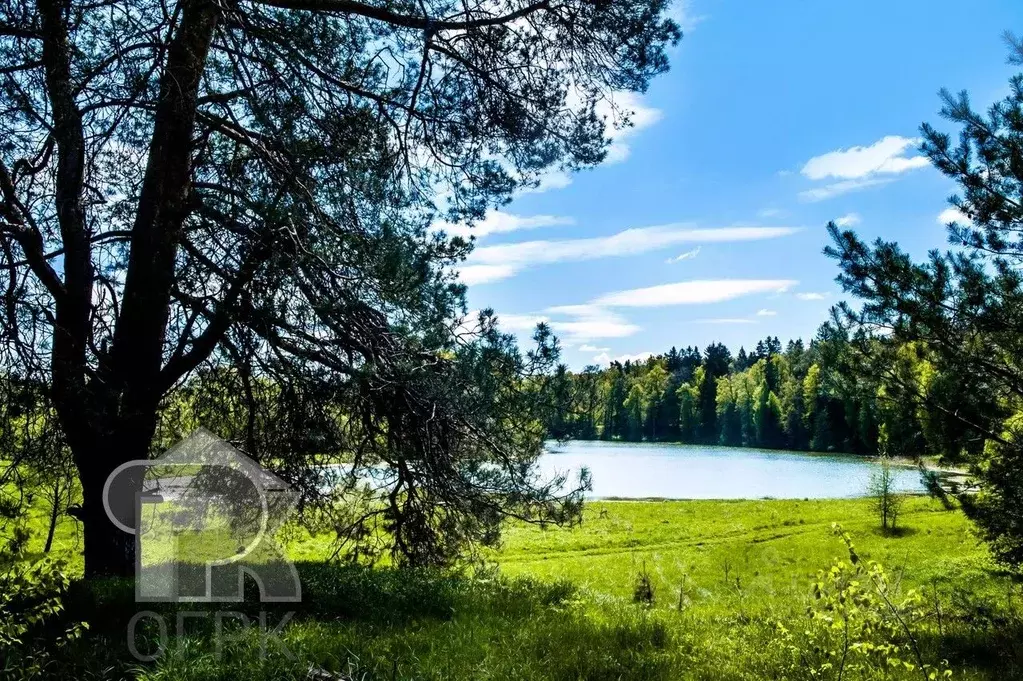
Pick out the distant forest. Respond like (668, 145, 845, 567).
(547, 326, 978, 462)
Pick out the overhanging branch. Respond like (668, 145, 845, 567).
(248, 0, 552, 31)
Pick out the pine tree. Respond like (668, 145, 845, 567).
(825, 36, 1023, 564)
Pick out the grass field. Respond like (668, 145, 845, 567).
(6, 495, 1023, 680)
(499, 497, 993, 604)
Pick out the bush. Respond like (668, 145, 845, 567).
(772, 524, 952, 680)
(632, 562, 655, 606)
(0, 517, 87, 680)
(868, 456, 905, 534)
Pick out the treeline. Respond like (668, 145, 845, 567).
(548, 330, 975, 460)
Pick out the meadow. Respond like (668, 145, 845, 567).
(8, 493, 1022, 680)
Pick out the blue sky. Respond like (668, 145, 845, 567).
(454, 0, 1022, 369)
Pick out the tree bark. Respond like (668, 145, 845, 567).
(76, 448, 139, 576)
(58, 0, 220, 578)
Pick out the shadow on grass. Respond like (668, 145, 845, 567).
(54, 562, 672, 681)
(67, 561, 577, 634)
(29, 559, 1023, 681)
(871, 525, 919, 538)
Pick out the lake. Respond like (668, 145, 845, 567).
(537, 440, 926, 499)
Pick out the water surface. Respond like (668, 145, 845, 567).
(537, 440, 925, 499)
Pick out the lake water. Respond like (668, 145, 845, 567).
(537, 440, 926, 499)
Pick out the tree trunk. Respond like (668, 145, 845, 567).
(80, 493, 135, 577)
(74, 427, 160, 577)
(73, 438, 143, 577)
(43, 480, 60, 553)
(66, 0, 221, 579)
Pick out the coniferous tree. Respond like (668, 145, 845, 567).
(825, 37, 1023, 563)
(0, 0, 680, 575)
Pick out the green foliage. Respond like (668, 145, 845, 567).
(1, 0, 682, 578)
(825, 37, 1023, 566)
(152, 320, 592, 569)
(868, 456, 906, 533)
(550, 334, 921, 455)
(8, 497, 1023, 680)
(773, 525, 952, 681)
(962, 411, 1023, 564)
(0, 508, 86, 680)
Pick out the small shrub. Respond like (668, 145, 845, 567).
(633, 562, 655, 606)
(0, 517, 87, 680)
(868, 455, 905, 534)
(772, 524, 953, 680)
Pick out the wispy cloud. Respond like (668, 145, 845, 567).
(756, 309, 777, 317)
(437, 211, 573, 239)
(546, 306, 640, 342)
(666, 246, 701, 264)
(669, 0, 708, 33)
(695, 318, 756, 324)
(937, 207, 971, 225)
(463, 224, 800, 284)
(457, 309, 639, 346)
(802, 136, 928, 180)
(796, 292, 828, 301)
(493, 312, 548, 331)
(758, 208, 786, 218)
(594, 279, 797, 308)
(473, 304, 638, 344)
(517, 169, 573, 195)
(834, 213, 861, 227)
(593, 351, 655, 365)
(492, 277, 798, 344)
(799, 178, 891, 202)
(519, 92, 664, 193)
(799, 136, 929, 202)
(459, 264, 519, 285)
(601, 91, 663, 164)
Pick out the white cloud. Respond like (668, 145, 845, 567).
(666, 246, 701, 264)
(516, 92, 664, 193)
(600, 91, 663, 164)
(517, 169, 574, 195)
(464, 224, 800, 283)
(801, 136, 929, 180)
(437, 211, 573, 239)
(548, 307, 640, 342)
(758, 208, 786, 218)
(695, 318, 756, 324)
(545, 303, 604, 317)
(799, 178, 891, 202)
(458, 264, 519, 285)
(453, 310, 481, 338)
(937, 207, 971, 225)
(796, 292, 828, 301)
(493, 271, 800, 346)
(756, 309, 777, 317)
(594, 279, 797, 308)
(834, 213, 861, 227)
(798, 136, 929, 202)
(593, 351, 654, 365)
(491, 313, 548, 333)
(482, 306, 638, 345)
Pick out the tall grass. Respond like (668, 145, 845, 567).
(5, 498, 1022, 680)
